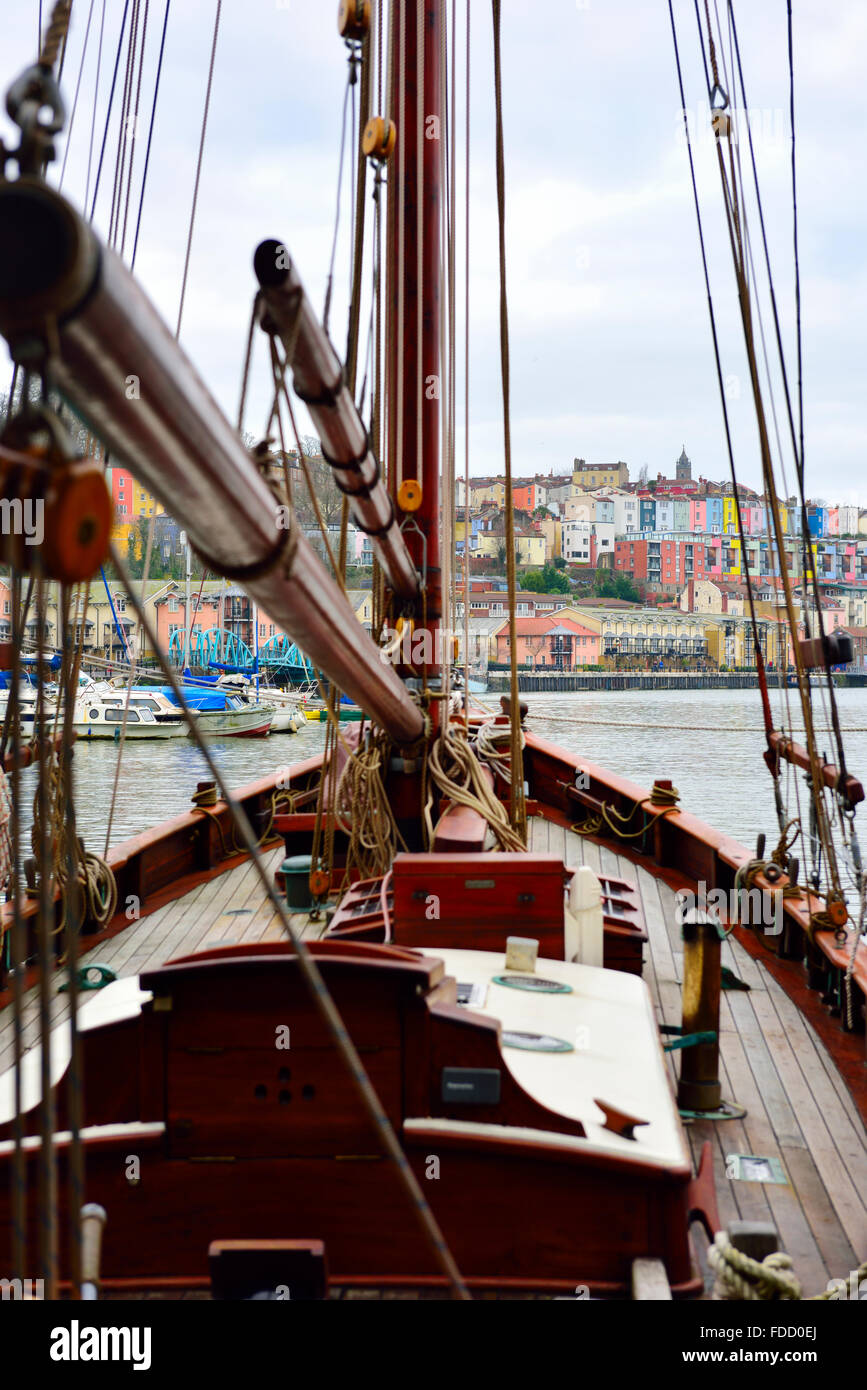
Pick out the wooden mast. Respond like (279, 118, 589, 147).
(387, 0, 443, 680)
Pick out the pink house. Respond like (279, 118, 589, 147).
(690, 498, 706, 532)
(705, 536, 723, 579)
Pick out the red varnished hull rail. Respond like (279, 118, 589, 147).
(0, 756, 325, 1003)
(523, 729, 867, 1112)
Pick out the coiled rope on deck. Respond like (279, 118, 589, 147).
(30, 753, 117, 935)
(572, 782, 680, 842)
(709, 1233, 802, 1301)
(710, 1231, 867, 1302)
(426, 720, 526, 854)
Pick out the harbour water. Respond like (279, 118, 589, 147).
(20, 687, 867, 863)
(522, 686, 867, 853)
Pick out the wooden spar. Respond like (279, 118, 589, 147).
(253, 240, 418, 602)
(765, 730, 864, 807)
(387, 1, 442, 666)
(0, 179, 423, 745)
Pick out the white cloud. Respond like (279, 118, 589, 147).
(0, 0, 864, 497)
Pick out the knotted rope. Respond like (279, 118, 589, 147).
(709, 1232, 802, 1301)
(711, 1231, 867, 1302)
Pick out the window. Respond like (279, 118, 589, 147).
(104, 709, 140, 724)
(169, 596, 179, 612)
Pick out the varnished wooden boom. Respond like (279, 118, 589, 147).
(0, 179, 423, 744)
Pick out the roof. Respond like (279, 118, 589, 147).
(570, 597, 641, 609)
(493, 616, 596, 636)
(467, 616, 509, 634)
(470, 590, 570, 603)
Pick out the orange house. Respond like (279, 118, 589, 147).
(512, 483, 536, 511)
(494, 615, 598, 669)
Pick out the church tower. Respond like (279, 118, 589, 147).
(675, 446, 691, 481)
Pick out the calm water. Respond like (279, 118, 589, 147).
(17, 688, 867, 860)
(17, 719, 329, 854)
(521, 686, 867, 852)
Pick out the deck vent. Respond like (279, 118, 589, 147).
(493, 975, 572, 994)
(502, 1031, 573, 1053)
(726, 1154, 787, 1184)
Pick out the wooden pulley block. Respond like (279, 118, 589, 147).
(337, 0, 370, 41)
(362, 115, 396, 162)
(712, 111, 731, 139)
(826, 894, 848, 929)
(397, 478, 422, 512)
(309, 868, 330, 898)
(0, 440, 112, 583)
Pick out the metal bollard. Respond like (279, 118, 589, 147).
(80, 1203, 108, 1300)
(677, 908, 722, 1112)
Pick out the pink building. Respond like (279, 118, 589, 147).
(690, 498, 707, 532)
(705, 535, 723, 579)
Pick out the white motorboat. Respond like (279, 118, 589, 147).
(73, 696, 183, 739)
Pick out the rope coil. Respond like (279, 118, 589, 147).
(709, 1232, 802, 1301)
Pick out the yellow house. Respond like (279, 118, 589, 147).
(469, 480, 506, 507)
(702, 615, 780, 668)
(571, 459, 629, 491)
(346, 589, 374, 627)
(536, 516, 561, 560)
(516, 534, 546, 566)
(468, 531, 546, 566)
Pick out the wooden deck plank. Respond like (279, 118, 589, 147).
(763, 973, 867, 1170)
(529, 816, 549, 853)
(717, 1024, 835, 1292)
(746, 989, 867, 1250)
(580, 836, 601, 876)
(637, 867, 682, 1025)
(724, 989, 806, 1149)
(781, 1145, 860, 1283)
(0, 892, 189, 1072)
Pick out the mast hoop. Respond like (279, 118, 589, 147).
(292, 377, 343, 410)
(190, 528, 292, 585)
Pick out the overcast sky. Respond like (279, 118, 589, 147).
(2, 1, 865, 503)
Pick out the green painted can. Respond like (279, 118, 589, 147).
(281, 854, 315, 910)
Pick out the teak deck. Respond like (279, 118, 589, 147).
(1, 824, 865, 1298)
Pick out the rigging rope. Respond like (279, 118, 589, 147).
(58, 0, 97, 192)
(490, 0, 525, 842)
(175, 0, 220, 338)
(684, 0, 847, 923)
(130, 0, 170, 270)
(111, 543, 471, 1299)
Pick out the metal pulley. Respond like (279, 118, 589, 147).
(0, 408, 111, 582)
(2, 61, 65, 177)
